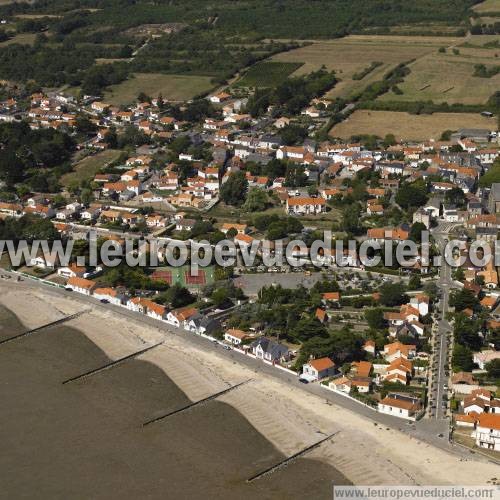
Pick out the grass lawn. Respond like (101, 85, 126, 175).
(270, 35, 459, 100)
(61, 149, 121, 188)
(379, 39, 500, 105)
(330, 110, 497, 141)
(104, 73, 214, 105)
(234, 61, 303, 88)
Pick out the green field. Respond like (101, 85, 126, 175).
(104, 73, 215, 104)
(271, 35, 459, 100)
(61, 149, 122, 188)
(330, 110, 496, 141)
(379, 38, 500, 105)
(234, 62, 303, 88)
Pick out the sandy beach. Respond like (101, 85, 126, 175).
(0, 279, 498, 491)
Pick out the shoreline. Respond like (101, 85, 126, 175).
(0, 279, 499, 486)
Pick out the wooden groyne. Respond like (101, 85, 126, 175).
(247, 431, 340, 482)
(143, 379, 252, 427)
(0, 309, 90, 346)
(62, 342, 163, 384)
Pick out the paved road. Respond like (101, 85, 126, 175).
(428, 222, 458, 427)
(1, 270, 484, 461)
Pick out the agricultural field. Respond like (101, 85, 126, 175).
(473, 0, 500, 12)
(329, 109, 496, 141)
(61, 149, 122, 188)
(234, 62, 303, 88)
(270, 35, 460, 100)
(379, 37, 500, 105)
(103, 73, 214, 105)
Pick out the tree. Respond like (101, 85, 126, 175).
(409, 222, 426, 244)
(280, 124, 307, 146)
(365, 308, 386, 329)
(242, 187, 269, 212)
(382, 133, 396, 148)
(75, 114, 97, 134)
(445, 187, 466, 208)
(290, 316, 328, 342)
(449, 289, 479, 312)
(408, 274, 422, 290)
(284, 164, 308, 187)
(486, 358, 500, 379)
(341, 203, 362, 235)
(452, 343, 474, 372)
(163, 285, 195, 308)
(395, 180, 427, 209)
(211, 287, 232, 308)
(220, 171, 248, 207)
(379, 282, 408, 307)
(453, 313, 482, 350)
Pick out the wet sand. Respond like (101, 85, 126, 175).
(0, 305, 348, 500)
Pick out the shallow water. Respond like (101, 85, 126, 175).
(0, 304, 349, 499)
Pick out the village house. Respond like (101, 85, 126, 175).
(251, 337, 291, 363)
(378, 393, 422, 420)
(66, 276, 97, 295)
(321, 292, 340, 306)
(224, 328, 250, 346)
(329, 376, 352, 393)
(472, 414, 500, 451)
(384, 357, 413, 384)
(28, 253, 59, 270)
(363, 340, 376, 356)
(302, 357, 336, 381)
(165, 306, 199, 329)
(186, 314, 219, 336)
(473, 350, 500, 370)
(92, 287, 126, 306)
(286, 196, 326, 215)
(221, 223, 248, 235)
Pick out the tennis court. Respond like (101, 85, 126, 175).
(150, 265, 215, 288)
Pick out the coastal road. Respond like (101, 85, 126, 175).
(1, 270, 483, 461)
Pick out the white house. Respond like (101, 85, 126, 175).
(28, 254, 59, 269)
(410, 294, 429, 317)
(165, 306, 198, 329)
(250, 337, 290, 363)
(66, 276, 96, 295)
(328, 376, 352, 393)
(473, 414, 500, 451)
(286, 197, 326, 215)
(224, 328, 249, 345)
(378, 394, 422, 420)
(463, 397, 486, 415)
(92, 287, 125, 306)
(473, 350, 500, 370)
(302, 357, 336, 381)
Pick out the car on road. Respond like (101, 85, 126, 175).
(299, 378, 309, 384)
(223, 345, 231, 350)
